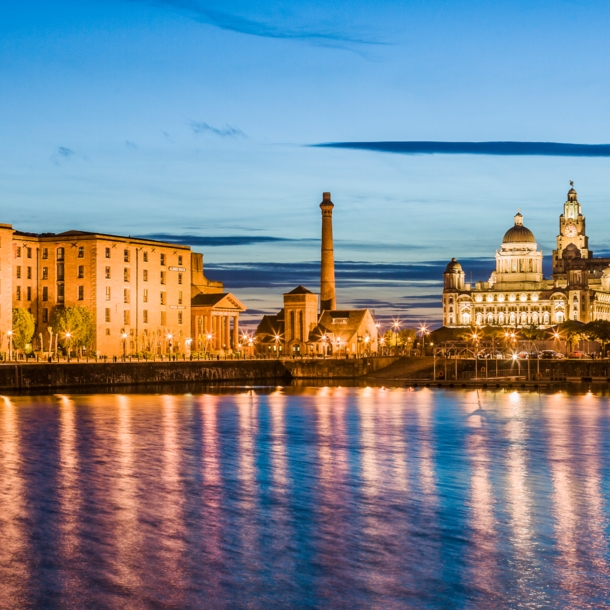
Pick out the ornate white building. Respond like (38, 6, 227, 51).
(442, 185, 610, 328)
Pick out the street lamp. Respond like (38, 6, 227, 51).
(7, 330, 12, 361)
(321, 334, 328, 358)
(419, 324, 429, 355)
(393, 320, 400, 352)
(121, 332, 127, 360)
(379, 336, 385, 356)
(167, 333, 173, 358)
(65, 332, 72, 362)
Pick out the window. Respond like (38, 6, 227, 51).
(78, 265, 84, 279)
(143, 289, 148, 303)
(124, 289, 129, 303)
(42, 267, 48, 280)
(42, 248, 48, 260)
(57, 283, 64, 303)
(178, 311, 183, 325)
(57, 247, 64, 261)
(124, 268, 130, 282)
(27, 247, 32, 259)
(160, 253, 165, 266)
(160, 271, 166, 285)
(16, 286, 21, 300)
(160, 291, 166, 305)
(57, 263, 64, 281)
(27, 267, 31, 279)
(16, 266, 21, 279)
(124, 249, 130, 262)
(143, 310, 148, 323)
(178, 290, 183, 305)
(78, 286, 84, 300)
(27, 286, 32, 301)
(42, 308, 48, 323)
(178, 255, 183, 266)
(105, 328, 110, 335)
(105, 308, 111, 323)
(143, 269, 148, 282)
(143, 252, 148, 262)
(124, 310, 130, 325)
(178, 273, 182, 285)
(105, 247, 111, 259)
(105, 266, 111, 279)
(16, 247, 21, 258)
(105, 286, 111, 301)
(161, 311, 166, 325)
(78, 246, 84, 258)
(42, 286, 48, 301)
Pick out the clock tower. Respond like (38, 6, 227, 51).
(552, 183, 590, 276)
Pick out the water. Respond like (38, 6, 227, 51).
(1, 387, 610, 609)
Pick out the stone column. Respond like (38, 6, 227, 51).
(233, 316, 239, 349)
(225, 316, 231, 349)
(320, 192, 336, 312)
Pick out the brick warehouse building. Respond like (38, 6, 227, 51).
(1, 224, 238, 357)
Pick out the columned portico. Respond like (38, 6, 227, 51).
(191, 292, 247, 353)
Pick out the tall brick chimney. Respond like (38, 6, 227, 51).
(319, 192, 336, 312)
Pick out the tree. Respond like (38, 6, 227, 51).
(384, 328, 417, 347)
(12, 308, 35, 352)
(520, 324, 546, 341)
(50, 306, 95, 353)
(583, 320, 610, 353)
(559, 320, 585, 351)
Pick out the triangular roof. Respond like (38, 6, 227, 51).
(286, 285, 314, 295)
(191, 292, 246, 311)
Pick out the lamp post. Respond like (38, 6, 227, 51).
(122, 332, 127, 361)
(65, 332, 72, 362)
(7, 330, 12, 362)
(419, 324, 429, 356)
(363, 334, 370, 356)
(167, 333, 173, 359)
(393, 320, 400, 353)
(471, 332, 479, 379)
(274, 333, 281, 358)
(379, 336, 385, 356)
(186, 337, 192, 358)
(321, 334, 328, 358)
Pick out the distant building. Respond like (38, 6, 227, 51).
(442, 185, 610, 328)
(255, 193, 378, 356)
(1, 225, 244, 357)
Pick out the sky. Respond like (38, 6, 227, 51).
(2, 0, 610, 328)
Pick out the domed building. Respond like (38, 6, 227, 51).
(442, 185, 610, 328)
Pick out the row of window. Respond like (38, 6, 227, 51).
(15, 265, 183, 285)
(106, 310, 183, 325)
(16, 246, 185, 266)
(105, 288, 183, 304)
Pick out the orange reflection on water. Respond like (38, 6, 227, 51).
(0, 396, 29, 607)
(268, 390, 288, 489)
(160, 394, 186, 585)
(58, 395, 81, 576)
(111, 395, 140, 593)
(358, 389, 380, 497)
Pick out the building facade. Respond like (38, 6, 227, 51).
(442, 185, 610, 328)
(1, 225, 234, 357)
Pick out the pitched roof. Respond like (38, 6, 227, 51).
(286, 285, 314, 295)
(191, 292, 246, 311)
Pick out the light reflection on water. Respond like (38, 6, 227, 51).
(1, 387, 610, 609)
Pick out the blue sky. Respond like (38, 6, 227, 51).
(2, 0, 610, 327)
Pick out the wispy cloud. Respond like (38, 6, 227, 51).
(190, 121, 245, 138)
(137, 233, 314, 246)
(51, 146, 88, 165)
(313, 141, 610, 157)
(142, 0, 382, 47)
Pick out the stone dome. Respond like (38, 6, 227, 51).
(502, 211, 536, 243)
(445, 258, 463, 272)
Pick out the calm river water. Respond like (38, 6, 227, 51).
(1, 387, 610, 609)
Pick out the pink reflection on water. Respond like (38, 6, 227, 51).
(0, 396, 29, 608)
(414, 389, 437, 501)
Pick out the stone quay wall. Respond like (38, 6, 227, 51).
(284, 357, 399, 379)
(0, 360, 292, 392)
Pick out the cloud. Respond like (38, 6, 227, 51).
(190, 121, 245, 138)
(145, 0, 381, 46)
(125, 140, 137, 149)
(51, 146, 88, 165)
(137, 233, 315, 246)
(313, 141, 610, 157)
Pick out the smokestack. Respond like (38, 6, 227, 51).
(320, 191, 336, 311)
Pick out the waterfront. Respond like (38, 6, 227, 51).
(1, 388, 610, 609)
